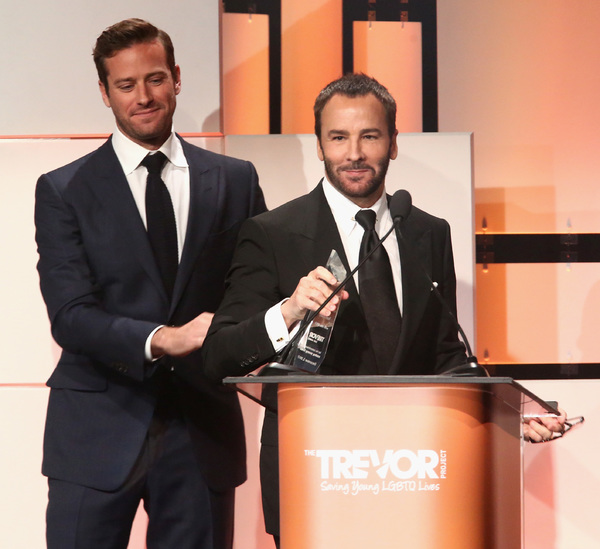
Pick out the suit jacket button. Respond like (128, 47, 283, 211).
(112, 362, 128, 373)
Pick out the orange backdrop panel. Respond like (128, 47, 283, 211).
(353, 21, 423, 133)
(281, 0, 343, 134)
(222, 13, 270, 135)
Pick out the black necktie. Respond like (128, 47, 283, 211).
(355, 209, 402, 373)
(142, 152, 178, 298)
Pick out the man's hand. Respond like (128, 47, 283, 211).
(280, 266, 349, 330)
(523, 407, 567, 443)
(150, 312, 215, 358)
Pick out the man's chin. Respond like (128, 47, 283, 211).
(125, 125, 171, 147)
(338, 176, 381, 195)
(341, 186, 384, 204)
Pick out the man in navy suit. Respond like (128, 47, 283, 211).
(34, 18, 266, 549)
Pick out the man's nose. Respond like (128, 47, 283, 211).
(136, 84, 152, 105)
(347, 138, 365, 161)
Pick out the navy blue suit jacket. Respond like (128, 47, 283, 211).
(35, 136, 266, 492)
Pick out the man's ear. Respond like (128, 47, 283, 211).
(316, 138, 324, 161)
(389, 130, 398, 160)
(99, 81, 111, 108)
(174, 65, 182, 95)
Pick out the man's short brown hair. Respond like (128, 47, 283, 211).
(93, 18, 176, 93)
(314, 73, 397, 139)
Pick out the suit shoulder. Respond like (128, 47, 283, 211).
(38, 142, 111, 191)
(408, 205, 450, 231)
(43, 148, 97, 180)
(245, 192, 314, 227)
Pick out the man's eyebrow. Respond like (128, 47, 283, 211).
(145, 71, 169, 78)
(326, 128, 384, 136)
(327, 128, 383, 134)
(113, 71, 168, 85)
(113, 77, 135, 85)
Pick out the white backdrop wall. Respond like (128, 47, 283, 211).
(0, 130, 474, 548)
(0, 1, 221, 136)
(225, 133, 476, 344)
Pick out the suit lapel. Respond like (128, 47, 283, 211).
(289, 182, 357, 296)
(302, 183, 375, 373)
(85, 140, 168, 301)
(171, 136, 222, 313)
(82, 138, 224, 311)
(392, 219, 433, 371)
(170, 140, 220, 313)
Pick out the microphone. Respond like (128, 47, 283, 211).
(263, 190, 411, 373)
(389, 189, 412, 223)
(428, 280, 487, 377)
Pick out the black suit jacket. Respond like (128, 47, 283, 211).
(203, 182, 466, 533)
(35, 135, 266, 492)
(204, 182, 465, 381)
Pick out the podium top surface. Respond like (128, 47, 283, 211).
(223, 374, 559, 416)
(224, 373, 513, 386)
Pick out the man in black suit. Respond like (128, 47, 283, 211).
(34, 18, 266, 549)
(202, 74, 466, 546)
(203, 74, 566, 547)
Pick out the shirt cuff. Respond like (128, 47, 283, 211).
(145, 325, 164, 361)
(264, 299, 296, 352)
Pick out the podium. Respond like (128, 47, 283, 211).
(225, 374, 558, 549)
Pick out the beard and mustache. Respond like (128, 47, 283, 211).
(323, 151, 392, 202)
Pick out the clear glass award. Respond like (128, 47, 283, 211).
(286, 249, 347, 373)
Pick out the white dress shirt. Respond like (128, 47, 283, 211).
(111, 127, 191, 359)
(111, 127, 190, 259)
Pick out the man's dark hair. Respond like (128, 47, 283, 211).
(314, 73, 397, 139)
(93, 18, 177, 93)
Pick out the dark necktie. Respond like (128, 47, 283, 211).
(355, 209, 402, 373)
(142, 152, 178, 298)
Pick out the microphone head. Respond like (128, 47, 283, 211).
(390, 190, 412, 222)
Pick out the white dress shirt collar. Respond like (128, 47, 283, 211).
(321, 176, 389, 237)
(110, 126, 189, 174)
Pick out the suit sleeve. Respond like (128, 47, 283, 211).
(202, 217, 286, 381)
(35, 172, 158, 382)
(246, 161, 267, 218)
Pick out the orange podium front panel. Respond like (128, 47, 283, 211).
(227, 375, 557, 549)
(277, 382, 521, 549)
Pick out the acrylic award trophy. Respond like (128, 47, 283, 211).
(282, 250, 347, 373)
